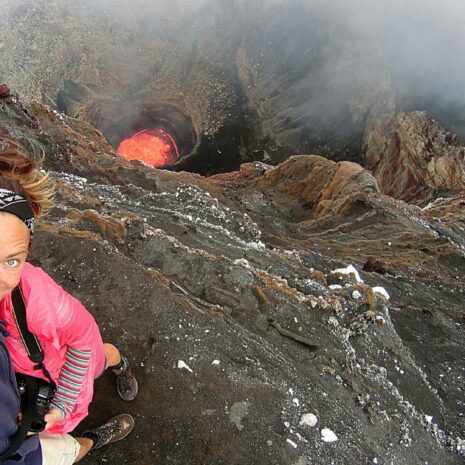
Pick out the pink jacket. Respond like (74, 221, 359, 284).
(0, 263, 106, 434)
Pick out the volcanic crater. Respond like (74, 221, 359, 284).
(0, 1, 464, 465)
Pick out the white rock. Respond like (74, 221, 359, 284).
(212, 360, 220, 365)
(299, 413, 318, 427)
(233, 258, 250, 268)
(372, 286, 390, 300)
(329, 284, 342, 290)
(331, 264, 363, 283)
(286, 438, 298, 448)
(177, 360, 193, 372)
(352, 290, 362, 300)
(321, 428, 338, 443)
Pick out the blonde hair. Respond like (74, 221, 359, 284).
(0, 139, 55, 217)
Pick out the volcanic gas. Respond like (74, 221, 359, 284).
(117, 128, 180, 167)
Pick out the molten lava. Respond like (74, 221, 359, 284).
(117, 128, 180, 167)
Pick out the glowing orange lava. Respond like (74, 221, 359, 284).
(117, 128, 180, 167)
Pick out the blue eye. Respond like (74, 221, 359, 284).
(6, 259, 19, 267)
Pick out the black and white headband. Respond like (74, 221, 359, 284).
(0, 188, 35, 234)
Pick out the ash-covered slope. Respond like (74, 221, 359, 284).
(1, 88, 464, 464)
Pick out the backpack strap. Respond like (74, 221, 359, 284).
(11, 286, 56, 389)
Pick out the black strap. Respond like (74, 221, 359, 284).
(11, 287, 43, 364)
(0, 377, 38, 462)
(11, 287, 56, 389)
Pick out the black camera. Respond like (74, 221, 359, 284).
(16, 373, 56, 433)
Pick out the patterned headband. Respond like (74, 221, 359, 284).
(0, 189, 35, 234)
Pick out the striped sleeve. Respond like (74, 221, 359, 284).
(50, 346, 92, 419)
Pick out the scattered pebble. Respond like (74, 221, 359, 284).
(321, 428, 338, 443)
(372, 286, 390, 300)
(177, 360, 193, 372)
(352, 290, 362, 300)
(299, 413, 318, 427)
(212, 359, 220, 365)
(286, 438, 298, 448)
(364, 310, 375, 320)
(230, 401, 249, 431)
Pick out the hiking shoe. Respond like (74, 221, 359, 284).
(82, 414, 135, 450)
(112, 355, 138, 401)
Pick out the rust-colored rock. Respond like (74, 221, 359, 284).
(364, 111, 465, 203)
(248, 155, 378, 220)
(250, 284, 267, 306)
(66, 208, 127, 245)
(363, 257, 388, 274)
(307, 270, 327, 286)
(0, 84, 11, 99)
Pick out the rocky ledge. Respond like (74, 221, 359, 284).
(364, 111, 465, 203)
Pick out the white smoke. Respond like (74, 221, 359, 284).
(1, 0, 464, 136)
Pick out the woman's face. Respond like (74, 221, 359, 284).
(0, 213, 30, 300)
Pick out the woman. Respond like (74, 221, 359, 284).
(1, 322, 135, 464)
(0, 139, 138, 435)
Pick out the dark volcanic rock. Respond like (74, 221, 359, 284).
(1, 91, 464, 464)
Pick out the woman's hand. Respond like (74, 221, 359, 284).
(44, 409, 63, 429)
